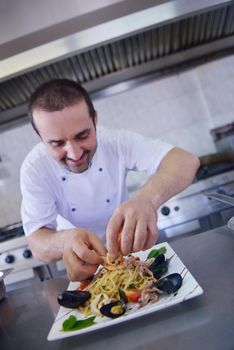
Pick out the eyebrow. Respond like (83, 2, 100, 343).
(47, 128, 91, 144)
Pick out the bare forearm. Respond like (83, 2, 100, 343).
(137, 147, 200, 209)
(27, 227, 68, 262)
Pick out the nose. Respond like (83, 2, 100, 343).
(65, 142, 83, 160)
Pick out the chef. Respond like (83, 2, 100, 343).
(20, 79, 200, 281)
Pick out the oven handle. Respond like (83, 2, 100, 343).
(203, 191, 234, 230)
(204, 191, 234, 206)
(0, 268, 14, 281)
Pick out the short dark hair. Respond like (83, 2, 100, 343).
(28, 79, 96, 134)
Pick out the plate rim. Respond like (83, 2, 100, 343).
(47, 242, 203, 341)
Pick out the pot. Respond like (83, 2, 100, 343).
(0, 268, 13, 302)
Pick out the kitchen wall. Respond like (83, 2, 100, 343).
(0, 53, 234, 227)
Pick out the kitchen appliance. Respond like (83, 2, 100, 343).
(0, 272, 6, 301)
(204, 191, 234, 206)
(203, 191, 234, 229)
(157, 168, 234, 241)
(211, 122, 234, 153)
(0, 0, 234, 129)
(0, 268, 13, 301)
(0, 223, 65, 290)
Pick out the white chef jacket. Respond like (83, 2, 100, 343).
(20, 127, 173, 241)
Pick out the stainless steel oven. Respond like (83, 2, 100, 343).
(0, 223, 66, 291)
(157, 169, 234, 242)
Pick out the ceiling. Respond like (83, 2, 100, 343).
(0, 0, 234, 128)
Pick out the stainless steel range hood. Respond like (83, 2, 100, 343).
(0, 0, 234, 127)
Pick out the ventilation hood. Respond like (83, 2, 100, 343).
(0, 0, 234, 128)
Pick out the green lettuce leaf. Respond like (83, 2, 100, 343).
(147, 246, 167, 259)
(62, 315, 96, 332)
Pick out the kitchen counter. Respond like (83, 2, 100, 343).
(0, 226, 234, 350)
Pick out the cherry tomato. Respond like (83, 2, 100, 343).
(79, 280, 91, 290)
(125, 289, 141, 303)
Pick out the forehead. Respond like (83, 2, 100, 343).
(33, 101, 93, 140)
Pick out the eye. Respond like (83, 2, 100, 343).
(50, 141, 65, 148)
(76, 131, 90, 140)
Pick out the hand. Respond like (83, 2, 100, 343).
(106, 195, 159, 258)
(63, 228, 107, 281)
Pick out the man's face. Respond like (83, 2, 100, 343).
(33, 100, 97, 173)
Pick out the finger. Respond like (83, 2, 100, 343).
(120, 219, 136, 256)
(71, 231, 106, 264)
(143, 221, 158, 250)
(87, 233, 107, 257)
(63, 251, 98, 281)
(63, 249, 80, 279)
(132, 220, 147, 252)
(72, 240, 104, 265)
(74, 263, 99, 281)
(106, 213, 124, 258)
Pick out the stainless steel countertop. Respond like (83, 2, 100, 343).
(0, 226, 234, 350)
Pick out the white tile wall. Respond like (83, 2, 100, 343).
(0, 125, 40, 227)
(0, 54, 234, 227)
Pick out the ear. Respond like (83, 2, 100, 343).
(94, 112, 98, 127)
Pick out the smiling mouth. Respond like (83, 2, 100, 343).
(66, 151, 88, 166)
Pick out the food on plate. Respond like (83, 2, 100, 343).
(57, 290, 91, 309)
(57, 247, 183, 320)
(147, 246, 167, 259)
(102, 254, 126, 270)
(99, 300, 126, 319)
(155, 273, 182, 294)
(62, 315, 96, 332)
(79, 253, 157, 317)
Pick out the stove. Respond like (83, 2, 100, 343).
(0, 223, 25, 243)
(157, 169, 234, 241)
(0, 223, 64, 289)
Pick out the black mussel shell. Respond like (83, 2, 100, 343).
(149, 254, 169, 279)
(57, 290, 91, 308)
(156, 273, 183, 294)
(100, 300, 126, 319)
(119, 289, 128, 304)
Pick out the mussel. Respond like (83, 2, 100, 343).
(155, 273, 183, 294)
(119, 289, 128, 304)
(149, 254, 169, 279)
(100, 300, 126, 319)
(57, 290, 91, 308)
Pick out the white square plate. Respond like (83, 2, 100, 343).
(47, 242, 203, 341)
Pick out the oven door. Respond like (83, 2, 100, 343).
(158, 216, 211, 242)
(158, 205, 234, 243)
